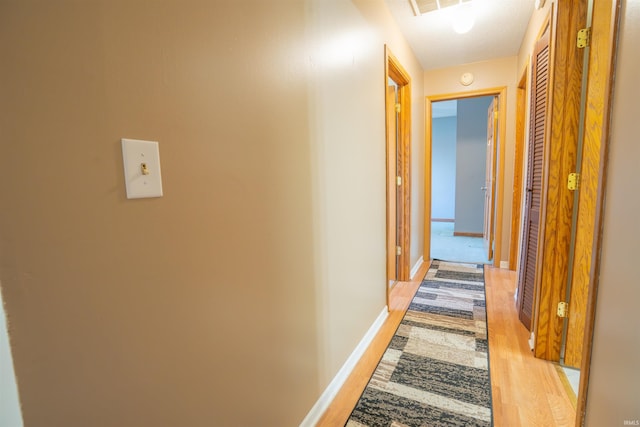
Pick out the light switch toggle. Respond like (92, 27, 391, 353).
(121, 138, 163, 199)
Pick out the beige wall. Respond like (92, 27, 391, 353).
(0, 0, 424, 425)
(585, 0, 640, 424)
(424, 56, 518, 265)
(352, 0, 427, 273)
(0, 1, 318, 425)
(309, 0, 425, 385)
(517, 0, 553, 77)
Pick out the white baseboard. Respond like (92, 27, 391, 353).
(410, 256, 424, 280)
(500, 261, 509, 269)
(299, 307, 389, 427)
(528, 332, 535, 351)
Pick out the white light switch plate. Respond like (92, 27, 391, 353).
(121, 138, 163, 199)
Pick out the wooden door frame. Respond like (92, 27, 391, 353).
(508, 70, 528, 271)
(574, 0, 621, 424)
(424, 87, 507, 267)
(483, 97, 499, 261)
(384, 46, 411, 304)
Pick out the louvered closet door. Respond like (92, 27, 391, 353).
(517, 28, 550, 330)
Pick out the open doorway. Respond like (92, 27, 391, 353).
(430, 95, 496, 264)
(424, 87, 507, 268)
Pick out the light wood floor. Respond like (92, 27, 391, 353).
(316, 263, 576, 426)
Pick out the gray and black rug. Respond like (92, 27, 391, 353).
(345, 260, 492, 427)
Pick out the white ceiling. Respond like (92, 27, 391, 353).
(384, 0, 536, 71)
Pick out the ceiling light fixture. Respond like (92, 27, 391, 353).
(450, 1, 475, 34)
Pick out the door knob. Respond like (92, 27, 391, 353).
(481, 186, 487, 191)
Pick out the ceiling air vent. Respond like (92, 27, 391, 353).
(409, 0, 472, 16)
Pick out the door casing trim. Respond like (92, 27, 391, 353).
(509, 69, 529, 272)
(384, 46, 412, 307)
(424, 87, 507, 267)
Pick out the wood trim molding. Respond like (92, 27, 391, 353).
(453, 231, 483, 238)
(385, 46, 412, 286)
(423, 97, 432, 260)
(575, 0, 621, 425)
(424, 87, 507, 268)
(509, 70, 528, 271)
(493, 91, 507, 266)
(426, 87, 505, 102)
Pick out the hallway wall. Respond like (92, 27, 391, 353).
(308, 0, 425, 391)
(0, 0, 424, 425)
(0, 2, 319, 425)
(584, 0, 640, 423)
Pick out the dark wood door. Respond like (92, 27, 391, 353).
(517, 28, 550, 330)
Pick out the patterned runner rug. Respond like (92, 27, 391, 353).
(345, 260, 492, 427)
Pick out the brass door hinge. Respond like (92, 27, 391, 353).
(395, 103, 401, 113)
(396, 246, 402, 256)
(397, 176, 402, 186)
(577, 27, 591, 48)
(557, 301, 569, 318)
(568, 172, 580, 191)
